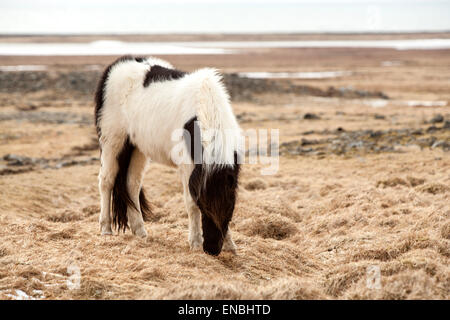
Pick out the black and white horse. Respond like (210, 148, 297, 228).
(95, 56, 242, 255)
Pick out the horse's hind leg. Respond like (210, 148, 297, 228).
(98, 140, 122, 235)
(126, 148, 148, 238)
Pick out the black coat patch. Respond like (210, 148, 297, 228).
(183, 116, 202, 164)
(143, 65, 186, 87)
(95, 55, 143, 139)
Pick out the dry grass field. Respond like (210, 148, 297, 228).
(0, 34, 449, 299)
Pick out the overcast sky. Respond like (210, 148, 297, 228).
(1, 0, 449, 7)
(1, 0, 449, 34)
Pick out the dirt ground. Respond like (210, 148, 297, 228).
(0, 33, 449, 300)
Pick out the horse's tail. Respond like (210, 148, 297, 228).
(112, 137, 150, 232)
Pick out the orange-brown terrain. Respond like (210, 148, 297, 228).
(0, 34, 448, 299)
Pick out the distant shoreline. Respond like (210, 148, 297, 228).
(1, 32, 450, 43)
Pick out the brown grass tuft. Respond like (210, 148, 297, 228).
(379, 270, 445, 299)
(244, 178, 268, 191)
(47, 228, 75, 240)
(325, 264, 366, 297)
(418, 183, 449, 195)
(81, 205, 99, 216)
(406, 176, 426, 187)
(47, 210, 83, 223)
(238, 215, 297, 240)
(441, 222, 450, 240)
(0, 246, 9, 257)
(376, 177, 408, 188)
(73, 278, 112, 299)
(140, 268, 166, 281)
(319, 183, 342, 197)
(16, 266, 42, 280)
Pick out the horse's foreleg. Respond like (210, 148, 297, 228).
(180, 165, 203, 251)
(222, 229, 237, 254)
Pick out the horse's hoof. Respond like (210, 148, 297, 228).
(134, 226, 148, 238)
(100, 226, 113, 235)
(189, 241, 202, 252)
(222, 244, 237, 255)
(222, 238, 237, 254)
(222, 247, 237, 255)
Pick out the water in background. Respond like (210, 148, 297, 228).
(0, 0, 449, 34)
(2, 39, 450, 56)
